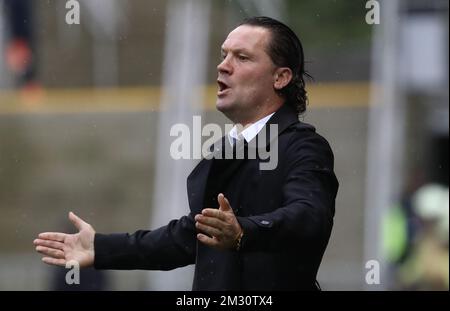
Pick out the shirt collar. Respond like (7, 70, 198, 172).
(228, 112, 275, 145)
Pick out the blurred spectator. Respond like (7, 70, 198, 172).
(384, 183, 449, 290)
(382, 171, 424, 272)
(3, 0, 43, 102)
(383, 126, 449, 290)
(397, 184, 449, 290)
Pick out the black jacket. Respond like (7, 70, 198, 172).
(94, 104, 339, 290)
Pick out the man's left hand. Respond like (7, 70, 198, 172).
(195, 193, 243, 250)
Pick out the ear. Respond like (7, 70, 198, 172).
(273, 67, 293, 90)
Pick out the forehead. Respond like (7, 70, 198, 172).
(221, 25, 271, 52)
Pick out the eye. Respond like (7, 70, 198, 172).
(237, 54, 248, 61)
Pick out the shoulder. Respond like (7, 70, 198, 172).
(283, 120, 331, 149)
(282, 121, 335, 169)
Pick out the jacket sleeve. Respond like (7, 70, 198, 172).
(237, 131, 339, 253)
(94, 213, 197, 270)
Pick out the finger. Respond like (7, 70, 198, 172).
(202, 208, 227, 221)
(195, 215, 227, 230)
(195, 222, 222, 238)
(35, 246, 65, 259)
(197, 233, 219, 248)
(69, 211, 88, 231)
(33, 239, 65, 251)
(42, 257, 66, 267)
(218, 193, 232, 212)
(38, 232, 66, 242)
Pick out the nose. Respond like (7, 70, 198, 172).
(217, 56, 232, 75)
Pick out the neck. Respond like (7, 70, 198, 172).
(233, 101, 283, 127)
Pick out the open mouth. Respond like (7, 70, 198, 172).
(217, 80, 230, 95)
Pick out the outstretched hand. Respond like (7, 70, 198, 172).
(195, 193, 243, 250)
(33, 212, 95, 268)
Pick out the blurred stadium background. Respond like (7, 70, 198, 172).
(0, 0, 448, 290)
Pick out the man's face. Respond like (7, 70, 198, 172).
(216, 25, 277, 124)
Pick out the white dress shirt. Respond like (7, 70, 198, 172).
(228, 112, 275, 145)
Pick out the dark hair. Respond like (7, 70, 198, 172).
(240, 16, 311, 115)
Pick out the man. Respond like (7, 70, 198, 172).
(34, 16, 339, 290)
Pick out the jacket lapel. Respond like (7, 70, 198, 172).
(186, 135, 229, 214)
(252, 104, 306, 149)
(187, 158, 213, 214)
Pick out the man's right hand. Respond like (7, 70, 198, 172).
(33, 212, 95, 268)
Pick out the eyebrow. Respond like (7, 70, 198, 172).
(221, 47, 251, 55)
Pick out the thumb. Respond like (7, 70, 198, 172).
(218, 193, 232, 212)
(69, 211, 88, 231)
